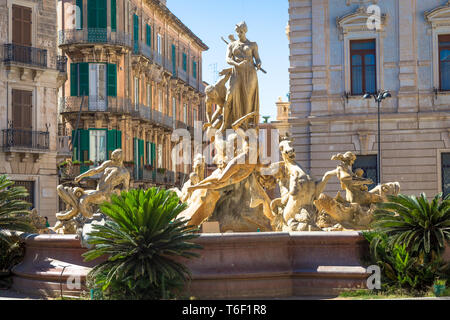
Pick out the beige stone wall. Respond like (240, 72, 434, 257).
(288, 0, 450, 197)
(0, 0, 60, 223)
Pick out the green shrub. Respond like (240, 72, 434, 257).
(0, 174, 35, 245)
(363, 193, 450, 293)
(83, 188, 201, 300)
(372, 193, 450, 262)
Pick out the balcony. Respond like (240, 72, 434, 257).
(189, 76, 198, 90)
(2, 129, 49, 151)
(60, 96, 133, 114)
(132, 41, 153, 61)
(132, 105, 173, 129)
(56, 55, 67, 73)
(57, 136, 72, 157)
(58, 29, 132, 48)
(2, 43, 47, 69)
(177, 68, 187, 82)
(153, 50, 163, 67)
(174, 120, 194, 136)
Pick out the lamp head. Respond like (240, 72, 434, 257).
(382, 91, 391, 99)
(363, 93, 372, 99)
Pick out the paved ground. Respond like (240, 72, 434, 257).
(0, 289, 43, 300)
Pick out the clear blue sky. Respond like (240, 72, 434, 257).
(168, 0, 290, 122)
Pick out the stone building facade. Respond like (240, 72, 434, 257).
(288, 0, 450, 197)
(0, 0, 66, 223)
(57, 0, 208, 191)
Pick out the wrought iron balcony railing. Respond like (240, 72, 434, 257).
(60, 96, 133, 114)
(2, 129, 49, 150)
(58, 29, 132, 48)
(2, 43, 47, 68)
(56, 55, 67, 73)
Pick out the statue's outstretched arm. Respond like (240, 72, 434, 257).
(75, 161, 110, 182)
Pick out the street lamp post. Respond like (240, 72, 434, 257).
(363, 90, 391, 185)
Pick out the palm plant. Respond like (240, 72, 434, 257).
(0, 175, 34, 245)
(372, 193, 450, 262)
(83, 187, 201, 300)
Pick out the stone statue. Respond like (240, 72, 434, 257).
(170, 153, 206, 202)
(267, 136, 333, 231)
(54, 149, 130, 234)
(180, 112, 274, 231)
(223, 21, 262, 131)
(314, 152, 400, 230)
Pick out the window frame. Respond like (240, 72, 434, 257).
(350, 39, 377, 96)
(438, 35, 450, 91)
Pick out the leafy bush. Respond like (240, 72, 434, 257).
(0, 174, 34, 245)
(83, 188, 201, 300)
(363, 192, 450, 293)
(372, 193, 450, 262)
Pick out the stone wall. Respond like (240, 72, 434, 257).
(288, 0, 450, 197)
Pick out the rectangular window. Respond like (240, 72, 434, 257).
(134, 77, 139, 110)
(89, 130, 107, 164)
(350, 39, 376, 95)
(89, 63, 107, 111)
(442, 153, 450, 198)
(157, 34, 162, 54)
(12, 4, 32, 46)
(439, 35, 450, 91)
(183, 103, 187, 123)
(76, 0, 83, 30)
(158, 144, 163, 168)
(172, 44, 176, 75)
(13, 181, 34, 208)
(158, 89, 162, 112)
(352, 154, 378, 190)
(172, 97, 176, 128)
(12, 89, 32, 147)
(147, 83, 152, 107)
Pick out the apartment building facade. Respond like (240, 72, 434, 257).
(57, 0, 208, 189)
(0, 0, 66, 221)
(288, 0, 450, 197)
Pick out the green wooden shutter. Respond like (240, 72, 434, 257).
(70, 63, 78, 96)
(116, 130, 122, 149)
(133, 14, 139, 53)
(79, 62, 89, 96)
(172, 44, 176, 75)
(80, 129, 90, 173)
(87, 0, 96, 28)
(98, 0, 107, 29)
(193, 61, 197, 78)
(76, 0, 83, 30)
(107, 63, 117, 97)
(139, 139, 144, 179)
(151, 142, 156, 180)
(146, 24, 151, 47)
(111, 0, 116, 31)
(107, 130, 116, 159)
(182, 53, 187, 71)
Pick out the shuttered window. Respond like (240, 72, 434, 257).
(172, 44, 176, 74)
(71, 62, 116, 96)
(182, 53, 187, 71)
(107, 129, 121, 159)
(12, 89, 32, 130)
(192, 60, 197, 78)
(107, 63, 117, 97)
(146, 24, 151, 47)
(12, 5, 32, 46)
(87, 0, 107, 28)
(133, 14, 139, 54)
